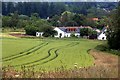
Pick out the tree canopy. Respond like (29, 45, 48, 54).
(107, 2, 120, 50)
(2, 2, 117, 18)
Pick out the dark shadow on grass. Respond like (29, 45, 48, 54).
(95, 44, 120, 56)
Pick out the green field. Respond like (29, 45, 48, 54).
(2, 38, 103, 71)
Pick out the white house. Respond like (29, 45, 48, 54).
(36, 32, 43, 37)
(54, 27, 80, 38)
(97, 27, 107, 40)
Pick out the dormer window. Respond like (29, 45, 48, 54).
(74, 28, 76, 31)
(103, 32, 105, 34)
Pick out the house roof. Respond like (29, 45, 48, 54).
(91, 18, 99, 21)
(58, 27, 80, 33)
(57, 26, 92, 33)
(98, 27, 107, 36)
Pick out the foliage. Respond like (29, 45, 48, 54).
(48, 15, 59, 26)
(72, 14, 86, 26)
(70, 33, 76, 38)
(24, 13, 56, 37)
(107, 2, 120, 50)
(80, 28, 92, 37)
(42, 27, 57, 37)
(25, 26, 38, 36)
(60, 11, 75, 26)
(95, 44, 120, 56)
(2, 2, 117, 28)
(2, 12, 29, 28)
(2, 2, 117, 18)
(80, 28, 97, 39)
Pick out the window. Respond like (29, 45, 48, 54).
(102, 37, 104, 40)
(37, 33, 39, 36)
(74, 29, 76, 31)
(103, 32, 105, 34)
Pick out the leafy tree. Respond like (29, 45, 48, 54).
(72, 14, 86, 26)
(80, 28, 92, 37)
(49, 15, 60, 27)
(2, 16, 11, 27)
(25, 25, 38, 36)
(11, 11, 19, 27)
(2, 12, 19, 28)
(42, 27, 57, 37)
(107, 2, 120, 50)
(24, 13, 56, 37)
(60, 11, 74, 26)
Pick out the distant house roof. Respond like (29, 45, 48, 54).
(58, 27, 80, 33)
(91, 18, 99, 21)
(79, 26, 93, 29)
(57, 26, 92, 33)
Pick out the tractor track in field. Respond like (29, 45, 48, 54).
(2, 43, 44, 60)
(3, 42, 79, 68)
(41, 42, 79, 64)
(2, 42, 49, 62)
(39, 42, 79, 64)
(41, 49, 59, 64)
(25, 42, 79, 67)
(12, 48, 55, 67)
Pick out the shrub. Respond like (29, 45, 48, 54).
(70, 33, 76, 38)
(25, 26, 38, 36)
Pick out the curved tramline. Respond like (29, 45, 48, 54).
(21, 42, 79, 68)
(2, 42, 49, 62)
(11, 48, 55, 67)
(41, 42, 79, 64)
(3, 38, 101, 71)
(4, 42, 79, 68)
(2, 43, 44, 60)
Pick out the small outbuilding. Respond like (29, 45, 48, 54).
(36, 32, 43, 37)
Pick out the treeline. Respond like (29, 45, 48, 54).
(2, 11, 108, 30)
(2, 2, 117, 18)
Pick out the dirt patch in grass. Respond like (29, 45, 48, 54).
(9, 33, 33, 38)
(0, 33, 17, 38)
(89, 49, 118, 67)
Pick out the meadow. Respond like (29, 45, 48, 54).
(2, 37, 103, 71)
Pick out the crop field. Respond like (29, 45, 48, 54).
(2, 38, 103, 71)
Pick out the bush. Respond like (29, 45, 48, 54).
(42, 27, 57, 37)
(70, 33, 77, 38)
(25, 26, 38, 36)
(95, 44, 120, 56)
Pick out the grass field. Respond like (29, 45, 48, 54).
(2, 37, 103, 71)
